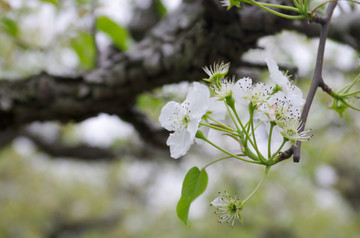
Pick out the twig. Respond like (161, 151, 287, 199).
(279, 1, 338, 163)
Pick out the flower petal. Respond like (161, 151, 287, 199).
(166, 130, 192, 159)
(265, 58, 288, 87)
(185, 82, 211, 118)
(211, 196, 224, 206)
(159, 101, 185, 131)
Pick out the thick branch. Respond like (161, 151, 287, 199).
(119, 107, 168, 149)
(23, 131, 116, 161)
(0, 0, 358, 141)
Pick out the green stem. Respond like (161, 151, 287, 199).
(268, 122, 275, 159)
(205, 115, 235, 132)
(199, 123, 238, 136)
(243, 166, 270, 204)
(202, 156, 234, 170)
(225, 103, 242, 134)
(270, 138, 288, 161)
(228, 103, 257, 149)
(293, 0, 301, 9)
(341, 99, 360, 111)
(304, 0, 309, 12)
(200, 136, 261, 164)
(249, 104, 265, 162)
(227, 102, 246, 133)
(342, 90, 360, 98)
(343, 73, 360, 94)
(260, 2, 300, 12)
(248, 0, 305, 19)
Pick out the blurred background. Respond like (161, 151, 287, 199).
(0, 0, 360, 237)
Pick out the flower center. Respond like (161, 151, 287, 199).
(286, 128, 296, 137)
(228, 202, 238, 214)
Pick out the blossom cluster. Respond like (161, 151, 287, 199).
(159, 59, 311, 159)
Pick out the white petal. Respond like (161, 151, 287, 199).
(233, 77, 253, 105)
(211, 196, 224, 207)
(207, 99, 227, 121)
(265, 58, 288, 87)
(285, 87, 305, 107)
(185, 82, 211, 118)
(186, 117, 201, 139)
(166, 130, 192, 159)
(159, 101, 185, 131)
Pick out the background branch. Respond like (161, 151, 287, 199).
(0, 0, 358, 156)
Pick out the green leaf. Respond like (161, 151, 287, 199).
(329, 98, 348, 117)
(70, 32, 96, 69)
(154, 0, 167, 17)
(176, 167, 208, 225)
(1, 18, 18, 37)
(96, 16, 131, 51)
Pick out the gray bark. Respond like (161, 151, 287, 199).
(0, 0, 359, 148)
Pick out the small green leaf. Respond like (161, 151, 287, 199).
(70, 32, 96, 69)
(96, 16, 131, 51)
(329, 98, 348, 117)
(176, 167, 208, 225)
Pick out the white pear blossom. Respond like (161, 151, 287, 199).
(256, 91, 302, 123)
(159, 82, 211, 159)
(210, 191, 243, 225)
(210, 77, 236, 100)
(203, 62, 230, 82)
(265, 58, 305, 107)
(278, 118, 312, 145)
(233, 77, 272, 107)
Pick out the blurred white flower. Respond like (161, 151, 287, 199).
(220, 0, 230, 7)
(159, 82, 211, 158)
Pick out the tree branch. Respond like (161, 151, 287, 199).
(279, 1, 338, 163)
(0, 0, 358, 149)
(23, 130, 116, 161)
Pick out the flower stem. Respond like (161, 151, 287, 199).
(202, 155, 234, 170)
(205, 115, 235, 132)
(248, 0, 306, 19)
(268, 122, 275, 159)
(270, 138, 288, 162)
(249, 103, 266, 162)
(228, 103, 255, 149)
(260, 2, 300, 12)
(197, 133, 261, 164)
(243, 166, 270, 204)
(199, 123, 238, 136)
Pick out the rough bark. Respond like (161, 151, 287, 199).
(0, 0, 359, 148)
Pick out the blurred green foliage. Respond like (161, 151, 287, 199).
(70, 32, 96, 69)
(96, 16, 132, 51)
